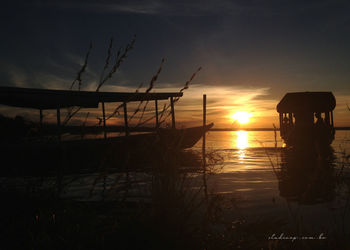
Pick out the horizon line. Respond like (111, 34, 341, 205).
(210, 127, 350, 131)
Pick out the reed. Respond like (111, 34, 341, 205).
(0, 38, 252, 250)
(96, 35, 136, 92)
(264, 120, 350, 249)
(127, 58, 165, 123)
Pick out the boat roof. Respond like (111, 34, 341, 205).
(0, 86, 183, 110)
(277, 92, 336, 113)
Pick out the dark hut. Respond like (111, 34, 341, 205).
(276, 92, 336, 147)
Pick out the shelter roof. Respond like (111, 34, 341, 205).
(277, 92, 336, 113)
(0, 86, 183, 110)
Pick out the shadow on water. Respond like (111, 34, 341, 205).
(277, 147, 336, 205)
(2, 128, 350, 249)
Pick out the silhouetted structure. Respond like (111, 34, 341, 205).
(277, 92, 336, 148)
(277, 148, 336, 205)
(0, 86, 213, 176)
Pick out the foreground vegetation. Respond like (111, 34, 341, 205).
(2, 144, 350, 250)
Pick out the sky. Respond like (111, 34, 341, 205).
(1, 0, 350, 128)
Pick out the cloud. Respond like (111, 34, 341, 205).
(52, 1, 163, 15)
(47, 0, 350, 18)
(52, 1, 253, 16)
(8, 67, 28, 88)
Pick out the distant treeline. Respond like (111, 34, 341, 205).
(1, 114, 350, 138)
(0, 114, 38, 140)
(0, 114, 159, 138)
(41, 124, 156, 134)
(210, 127, 350, 131)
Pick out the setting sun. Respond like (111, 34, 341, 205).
(231, 111, 252, 124)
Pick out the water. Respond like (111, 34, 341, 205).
(193, 130, 350, 192)
(2, 130, 350, 236)
(191, 130, 350, 233)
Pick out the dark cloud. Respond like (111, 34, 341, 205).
(1, 0, 350, 98)
(30, 0, 350, 18)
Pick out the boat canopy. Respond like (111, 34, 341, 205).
(277, 92, 336, 113)
(0, 86, 183, 110)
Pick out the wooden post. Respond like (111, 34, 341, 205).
(202, 94, 208, 201)
(155, 99, 159, 129)
(331, 111, 334, 127)
(288, 112, 293, 124)
(123, 102, 129, 136)
(56, 107, 62, 196)
(123, 102, 130, 192)
(56, 108, 61, 141)
(39, 109, 43, 129)
(102, 102, 107, 139)
(279, 113, 283, 136)
(325, 112, 330, 126)
(170, 97, 175, 129)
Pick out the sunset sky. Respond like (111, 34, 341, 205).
(1, 1, 350, 128)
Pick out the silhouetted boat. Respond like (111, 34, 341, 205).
(277, 92, 336, 148)
(0, 87, 213, 176)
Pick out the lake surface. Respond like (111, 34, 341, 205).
(191, 130, 350, 235)
(2, 130, 350, 239)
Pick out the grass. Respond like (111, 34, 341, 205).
(264, 125, 350, 250)
(0, 38, 210, 248)
(0, 142, 235, 249)
(3, 38, 350, 248)
(2, 121, 350, 249)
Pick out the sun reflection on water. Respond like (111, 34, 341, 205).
(236, 130, 249, 149)
(232, 130, 249, 162)
(238, 149, 246, 161)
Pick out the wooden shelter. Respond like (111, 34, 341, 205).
(276, 92, 336, 147)
(0, 86, 183, 138)
(0, 86, 213, 176)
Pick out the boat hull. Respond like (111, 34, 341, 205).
(0, 123, 213, 176)
(281, 126, 335, 150)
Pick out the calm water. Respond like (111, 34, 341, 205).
(191, 130, 350, 231)
(2, 130, 350, 234)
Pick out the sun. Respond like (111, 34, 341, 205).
(231, 111, 252, 124)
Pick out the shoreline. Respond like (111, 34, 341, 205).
(210, 127, 350, 131)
